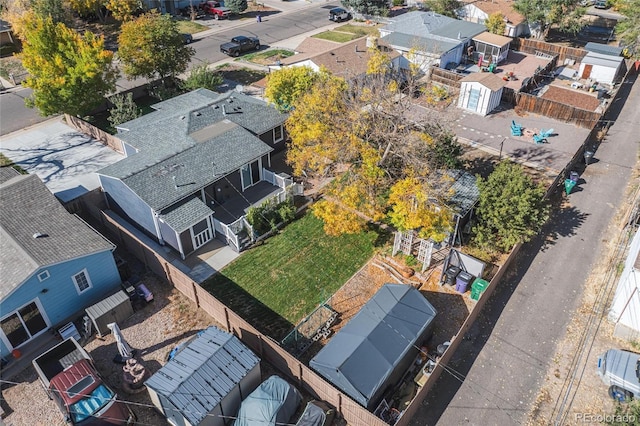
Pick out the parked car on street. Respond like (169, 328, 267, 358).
(597, 348, 640, 402)
(329, 7, 352, 22)
(181, 33, 193, 44)
(594, 0, 608, 8)
(220, 35, 260, 56)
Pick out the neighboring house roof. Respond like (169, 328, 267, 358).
(99, 89, 285, 212)
(283, 37, 400, 78)
(541, 86, 601, 111)
(584, 42, 623, 57)
(381, 11, 486, 52)
(460, 72, 508, 91)
(581, 51, 624, 68)
(0, 174, 114, 299)
(472, 31, 512, 48)
(310, 284, 437, 408)
(145, 326, 260, 426)
(294, 37, 340, 54)
(460, 0, 525, 25)
(0, 167, 19, 184)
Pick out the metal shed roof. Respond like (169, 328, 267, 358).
(584, 42, 623, 57)
(145, 326, 260, 426)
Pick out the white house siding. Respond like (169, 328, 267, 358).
(609, 229, 640, 340)
(441, 45, 464, 69)
(157, 219, 181, 255)
(458, 81, 502, 115)
(99, 175, 158, 237)
(578, 52, 623, 85)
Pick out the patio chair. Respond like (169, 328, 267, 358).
(539, 128, 554, 138)
(533, 133, 548, 144)
(511, 120, 523, 136)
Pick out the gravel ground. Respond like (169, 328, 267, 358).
(1, 273, 218, 426)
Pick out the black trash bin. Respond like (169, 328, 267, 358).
(444, 266, 460, 285)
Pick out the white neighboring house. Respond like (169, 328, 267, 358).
(379, 11, 486, 71)
(578, 51, 625, 85)
(457, 72, 507, 116)
(609, 228, 640, 341)
(457, 0, 530, 37)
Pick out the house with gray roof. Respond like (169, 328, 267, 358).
(97, 89, 292, 258)
(379, 11, 486, 71)
(0, 171, 120, 360)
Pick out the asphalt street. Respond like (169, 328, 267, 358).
(409, 70, 640, 425)
(0, 1, 339, 136)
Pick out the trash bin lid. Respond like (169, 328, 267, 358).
(446, 265, 460, 275)
(457, 271, 473, 281)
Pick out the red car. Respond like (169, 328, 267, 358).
(200, 1, 231, 19)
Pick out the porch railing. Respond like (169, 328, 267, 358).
(262, 168, 293, 189)
(213, 218, 240, 252)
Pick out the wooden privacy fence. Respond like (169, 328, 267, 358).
(430, 67, 463, 88)
(98, 207, 521, 426)
(513, 93, 601, 129)
(510, 38, 587, 64)
(64, 114, 124, 154)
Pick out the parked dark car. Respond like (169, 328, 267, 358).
(181, 33, 193, 44)
(220, 35, 260, 56)
(329, 7, 351, 22)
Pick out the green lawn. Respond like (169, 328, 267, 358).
(241, 49, 294, 65)
(202, 213, 384, 337)
(312, 31, 359, 43)
(175, 20, 209, 34)
(335, 24, 381, 37)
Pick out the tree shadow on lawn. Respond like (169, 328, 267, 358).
(201, 274, 294, 342)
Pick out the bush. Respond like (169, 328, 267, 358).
(108, 92, 142, 127)
(181, 62, 224, 92)
(393, 0, 404, 5)
(246, 199, 296, 236)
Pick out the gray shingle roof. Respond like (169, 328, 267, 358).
(160, 197, 214, 233)
(381, 32, 458, 54)
(0, 167, 20, 184)
(100, 90, 286, 211)
(0, 174, 114, 299)
(145, 326, 260, 426)
(382, 11, 486, 51)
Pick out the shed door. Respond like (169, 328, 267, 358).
(581, 64, 592, 79)
(467, 88, 481, 111)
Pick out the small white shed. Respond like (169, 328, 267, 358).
(457, 72, 507, 116)
(578, 51, 624, 85)
(145, 326, 261, 426)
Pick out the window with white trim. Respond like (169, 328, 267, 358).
(37, 270, 50, 282)
(273, 125, 283, 143)
(72, 269, 92, 294)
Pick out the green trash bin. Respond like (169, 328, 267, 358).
(470, 278, 489, 301)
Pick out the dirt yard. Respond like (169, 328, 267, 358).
(1, 273, 217, 426)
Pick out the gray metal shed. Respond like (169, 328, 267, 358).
(85, 290, 133, 338)
(310, 284, 437, 410)
(145, 326, 261, 426)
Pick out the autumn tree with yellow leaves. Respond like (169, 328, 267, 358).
(285, 47, 462, 239)
(19, 11, 118, 116)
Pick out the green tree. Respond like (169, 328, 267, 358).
(513, 0, 585, 39)
(68, 0, 108, 22)
(107, 92, 141, 127)
(265, 66, 324, 112)
(180, 62, 224, 92)
(106, 0, 143, 22)
(32, 0, 70, 24)
(616, 0, 640, 60)
(118, 11, 195, 85)
(224, 0, 247, 14)
(472, 161, 549, 252)
(485, 12, 507, 35)
(340, 0, 388, 16)
(424, 0, 461, 18)
(20, 12, 118, 116)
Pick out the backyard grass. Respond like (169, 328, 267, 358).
(202, 212, 385, 338)
(215, 64, 267, 85)
(240, 49, 294, 65)
(311, 31, 359, 43)
(175, 20, 208, 34)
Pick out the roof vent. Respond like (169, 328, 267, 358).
(194, 111, 202, 117)
(180, 116, 186, 120)
(33, 232, 48, 239)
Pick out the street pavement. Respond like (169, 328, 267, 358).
(409, 70, 640, 425)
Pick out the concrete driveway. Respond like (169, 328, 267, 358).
(0, 118, 123, 202)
